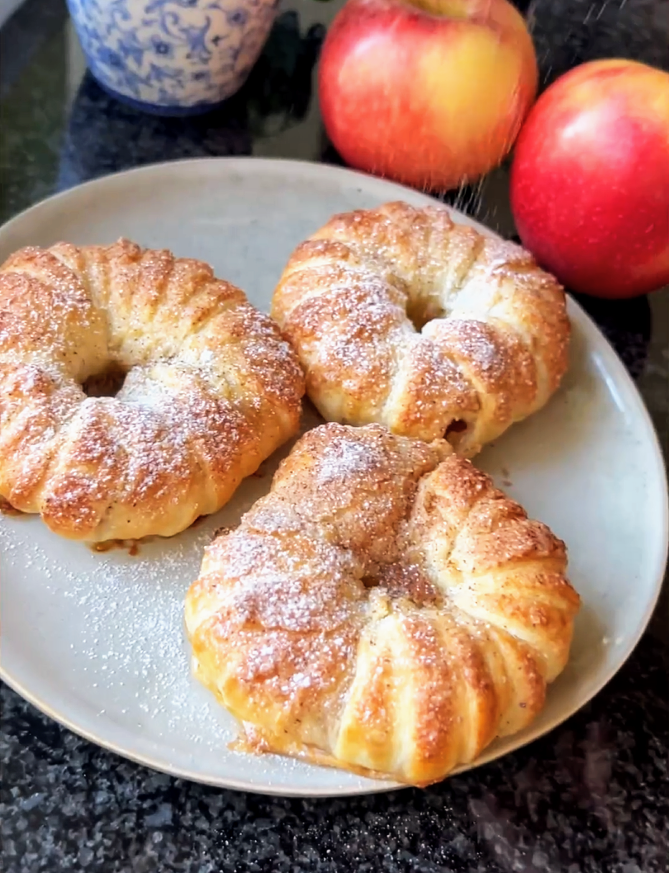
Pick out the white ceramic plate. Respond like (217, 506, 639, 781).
(0, 158, 667, 797)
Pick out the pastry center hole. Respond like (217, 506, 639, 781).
(444, 419, 469, 446)
(82, 364, 128, 398)
(406, 299, 445, 332)
(361, 575, 380, 589)
(445, 419, 468, 436)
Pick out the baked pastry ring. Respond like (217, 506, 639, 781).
(0, 239, 304, 542)
(185, 423, 580, 786)
(271, 202, 570, 456)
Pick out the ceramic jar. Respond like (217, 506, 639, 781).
(66, 0, 280, 116)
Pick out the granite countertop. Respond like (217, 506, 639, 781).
(1, 1, 668, 871)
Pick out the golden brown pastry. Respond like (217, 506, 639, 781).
(185, 423, 580, 786)
(0, 239, 304, 541)
(271, 202, 570, 456)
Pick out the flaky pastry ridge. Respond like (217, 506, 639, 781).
(0, 239, 304, 541)
(185, 423, 580, 786)
(271, 202, 570, 456)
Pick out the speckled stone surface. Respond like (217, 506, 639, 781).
(2, 630, 668, 872)
(1, 1, 668, 871)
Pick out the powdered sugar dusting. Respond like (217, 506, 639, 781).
(272, 201, 568, 453)
(314, 435, 378, 485)
(0, 400, 329, 782)
(185, 421, 584, 784)
(208, 530, 360, 634)
(0, 239, 303, 541)
(0, 161, 657, 795)
(0, 449, 325, 784)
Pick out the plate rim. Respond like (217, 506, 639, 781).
(1, 156, 667, 797)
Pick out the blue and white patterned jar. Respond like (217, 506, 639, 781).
(66, 0, 280, 116)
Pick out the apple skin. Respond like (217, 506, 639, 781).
(510, 59, 669, 299)
(318, 0, 538, 192)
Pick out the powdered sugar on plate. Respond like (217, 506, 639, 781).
(0, 402, 335, 788)
(0, 158, 664, 797)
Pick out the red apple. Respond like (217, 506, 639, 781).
(510, 59, 669, 299)
(319, 0, 538, 191)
